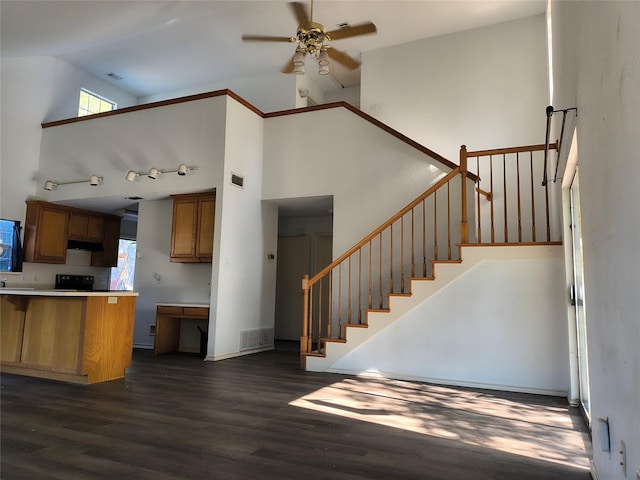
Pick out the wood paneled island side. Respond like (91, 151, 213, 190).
(1, 290, 138, 384)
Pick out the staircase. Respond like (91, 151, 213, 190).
(301, 143, 563, 390)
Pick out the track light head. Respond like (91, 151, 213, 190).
(44, 180, 56, 191)
(148, 167, 159, 180)
(177, 164, 188, 176)
(90, 175, 102, 186)
(126, 170, 138, 182)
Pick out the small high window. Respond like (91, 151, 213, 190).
(78, 89, 116, 117)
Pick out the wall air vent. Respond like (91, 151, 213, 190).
(231, 173, 244, 188)
(239, 328, 273, 351)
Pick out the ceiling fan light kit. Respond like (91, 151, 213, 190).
(242, 1, 376, 77)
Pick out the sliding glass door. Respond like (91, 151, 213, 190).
(570, 169, 590, 418)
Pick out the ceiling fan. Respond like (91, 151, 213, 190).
(242, 1, 377, 75)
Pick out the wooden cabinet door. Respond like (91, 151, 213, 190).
(0, 297, 26, 363)
(68, 213, 105, 242)
(91, 217, 121, 267)
(195, 196, 215, 260)
(20, 297, 84, 373)
(68, 212, 89, 240)
(170, 199, 198, 261)
(87, 216, 106, 242)
(34, 207, 68, 263)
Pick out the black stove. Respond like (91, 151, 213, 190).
(55, 274, 94, 291)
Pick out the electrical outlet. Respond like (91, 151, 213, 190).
(149, 325, 156, 336)
(619, 440, 626, 476)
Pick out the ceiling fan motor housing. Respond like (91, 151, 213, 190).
(297, 22, 328, 55)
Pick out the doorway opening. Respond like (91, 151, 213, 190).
(273, 196, 333, 352)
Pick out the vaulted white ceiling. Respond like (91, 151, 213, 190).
(1, 0, 546, 98)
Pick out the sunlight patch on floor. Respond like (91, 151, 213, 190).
(290, 376, 591, 471)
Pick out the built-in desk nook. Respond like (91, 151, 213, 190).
(154, 303, 210, 355)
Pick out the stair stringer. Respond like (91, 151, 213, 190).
(305, 244, 556, 372)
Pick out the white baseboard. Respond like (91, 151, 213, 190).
(325, 367, 568, 397)
(209, 345, 274, 361)
(133, 343, 154, 350)
(590, 460, 599, 480)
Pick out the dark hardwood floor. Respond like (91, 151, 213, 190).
(1, 347, 592, 480)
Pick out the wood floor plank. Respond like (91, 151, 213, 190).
(1, 348, 592, 480)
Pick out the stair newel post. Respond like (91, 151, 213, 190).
(301, 275, 311, 356)
(460, 145, 469, 245)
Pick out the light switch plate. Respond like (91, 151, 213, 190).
(107, 297, 118, 304)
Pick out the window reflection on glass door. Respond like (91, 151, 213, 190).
(570, 169, 590, 418)
(110, 239, 136, 291)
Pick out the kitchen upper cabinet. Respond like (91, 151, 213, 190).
(23, 201, 69, 264)
(91, 217, 120, 267)
(170, 192, 215, 263)
(23, 201, 120, 266)
(68, 213, 105, 243)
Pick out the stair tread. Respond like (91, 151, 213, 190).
(322, 338, 347, 343)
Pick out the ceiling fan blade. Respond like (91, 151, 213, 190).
(242, 34, 295, 43)
(328, 22, 377, 41)
(327, 47, 361, 70)
(281, 55, 296, 74)
(289, 2, 311, 27)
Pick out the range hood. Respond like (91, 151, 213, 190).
(67, 239, 104, 252)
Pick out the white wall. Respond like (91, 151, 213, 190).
(38, 97, 227, 204)
(133, 198, 213, 349)
(325, 85, 361, 107)
(37, 96, 228, 350)
(0, 56, 137, 285)
(1, 56, 136, 221)
(140, 71, 297, 114)
(43, 58, 138, 123)
(295, 75, 325, 108)
(1, 57, 52, 223)
(0, 56, 137, 213)
(551, 2, 640, 479)
(361, 15, 548, 162)
(210, 97, 277, 359)
(263, 107, 450, 256)
(330, 249, 569, 395)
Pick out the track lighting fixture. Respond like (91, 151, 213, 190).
(43, 176, 103, 191)
(125, 164, 198, 181)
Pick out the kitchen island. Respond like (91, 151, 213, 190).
(1, 289, 139, 384)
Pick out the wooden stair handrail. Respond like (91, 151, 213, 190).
(307, 167, 461, 288)
(465, 142, 558, 157)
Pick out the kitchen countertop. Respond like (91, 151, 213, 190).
(0, 289, 139, 297)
